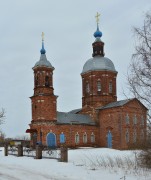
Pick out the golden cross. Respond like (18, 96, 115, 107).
(42, 32, 44, 41)
(95, 12, 100, 24)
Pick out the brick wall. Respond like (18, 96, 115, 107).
(31, 66, 57, 122)
(99, 99, 147, 149)
(81, 70, 117, 108)
(30, 123, 99, 148)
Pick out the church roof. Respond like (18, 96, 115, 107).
(81, 56, 117, 74)
(97, 99, 132, 110)
(57, 112, 96, 125)
(33, 54, 54, 69)
(33, 33, 54, 69)
(68, 108, 82, 114)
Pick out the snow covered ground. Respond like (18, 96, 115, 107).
(0, 147, 151, 180)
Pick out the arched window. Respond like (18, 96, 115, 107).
(75, 133, 80, 144)
(125, 114, 130, 124)
(140, 130, 144, 141)
(141, 115, 144, 125)
(133, 114, 137, 125)
(45, 76, 50, 87)
(83, 133, 87, 144)
(109, 82, 112, 93)
(125, 129, 129, 143)
(107, 131, 112, 148)
(60, 132, 66, 144)
(97, 81, 101, 91)
(133, 129, 137, 143)
(91, 133, 95, 143)
(86, 82, 90, 93)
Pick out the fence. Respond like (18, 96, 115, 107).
(5, 144, 68, 162)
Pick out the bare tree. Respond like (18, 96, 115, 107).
(15, 134, 30, 140)
(0, 108, 5, 125)
(127, 12, 151, 168)
(127, 12, 151, 123)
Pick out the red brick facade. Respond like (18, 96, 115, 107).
(31, 66, 57, 122)
(26, 31, 147, 150)
(99, 99, 147, 149)
(81, 70, 117, 108)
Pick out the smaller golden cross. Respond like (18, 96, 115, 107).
(42, 32, 44, 41)
(95, 12, 100, 24)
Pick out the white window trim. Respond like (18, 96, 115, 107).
(140, 130, 144, 140)
(125, 129, 129, 143)
(109, 82, 112, 93)
(125, 114, 130, 124)
(75, 133, 80, 144)
(141, 115, 144, 125)
(83, 132, 87, 144)
(86, 82, 90, 93)
(133, 129, 137, 143)
(91, 132, 95, 143)
(133, 114, 137, 125)
(97, 81, 101, 92)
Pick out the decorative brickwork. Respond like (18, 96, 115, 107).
(81, 71, 117, 108)
(30, 123, 99, 148)
(31, 66, 57, 122)
(99, 99, 147, 149)
(26, 29, 147, 150)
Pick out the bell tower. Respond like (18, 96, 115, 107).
(81, 13, 117, 109)
(30, 32, 57, 123)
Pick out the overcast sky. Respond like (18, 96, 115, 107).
(0, 0, 150, 138)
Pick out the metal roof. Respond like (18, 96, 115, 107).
(57, 112, 96, 125)
(68, 108, 82, 114)
(97, 99, 132, 110)
(33, 54, 54, 69)
(82, 56, 117, 74)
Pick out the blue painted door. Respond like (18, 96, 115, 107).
(47, 133, 56, 148)
(107, 131, 112, 148)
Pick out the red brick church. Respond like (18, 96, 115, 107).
(26, 17, 147, 149)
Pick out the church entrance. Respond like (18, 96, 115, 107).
(107, 131, 112, 148)
(46, 133, 56, 148)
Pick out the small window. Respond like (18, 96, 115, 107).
(83, 133, 87, 144)
(91, 133, 95, 143)
(97, 81, 101, 91)
(133, 115, 137, 125)
(125, 114, 130, 124)
(125, 129, 129, 143)
(133, 129, 137, 143)
(109, 82, 112, 93)
(75, 133, 80, 144)
(45, 76, 50, 87)
(141, 115, 144, 125)
(86, 82, 90, 93)
(60, 132, 66, 144)
(140, 130, 144, 141)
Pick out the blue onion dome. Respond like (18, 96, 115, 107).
(40, 41, 46, 54)
(93, 25, 102, 38)
(33, 37, 54, 69)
